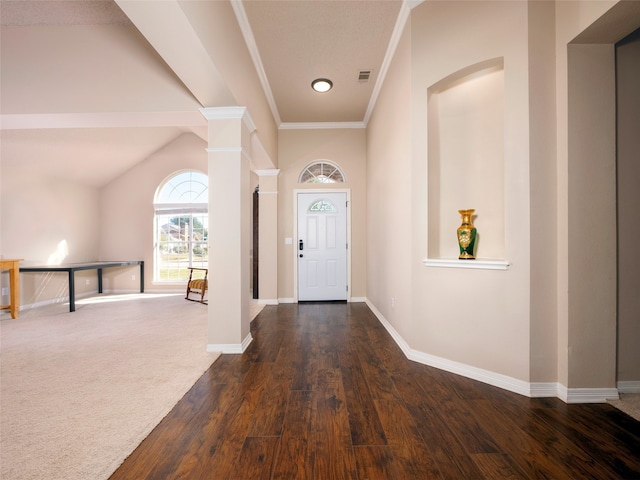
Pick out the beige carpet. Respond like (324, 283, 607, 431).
(0, 293, 230, 480)
(608, 393, 640, 422)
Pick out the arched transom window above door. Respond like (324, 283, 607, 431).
(298, 161, 346, 184)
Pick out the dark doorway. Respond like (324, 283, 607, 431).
(252, 186, 259, 299)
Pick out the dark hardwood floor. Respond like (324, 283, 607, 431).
(110, 302, 640, 479)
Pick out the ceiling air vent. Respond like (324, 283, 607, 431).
(358, 70, 372, 82)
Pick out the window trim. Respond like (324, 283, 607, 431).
(298, 160, 346, 184)
(153, 170, 208, 283)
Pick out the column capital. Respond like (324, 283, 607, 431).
(199, 106, 256, 133)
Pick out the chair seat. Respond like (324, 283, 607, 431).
(185, 268, 208, 304)
(189, 279, 207, 291)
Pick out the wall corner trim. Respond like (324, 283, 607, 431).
(557, 385, 620, 403)
(530, 382, 561, 398)
(617, 381, 640, 393)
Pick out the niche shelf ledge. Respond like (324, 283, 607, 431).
(423, 258, 510, 270)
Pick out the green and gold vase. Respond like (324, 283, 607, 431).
(457, 209, 477, 260)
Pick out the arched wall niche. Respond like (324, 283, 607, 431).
(427, 57, 506, 261)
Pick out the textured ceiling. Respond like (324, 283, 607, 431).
(242, 0, 403, 124)
(0, 0, 132, 26)
(0, 0, 406, 186)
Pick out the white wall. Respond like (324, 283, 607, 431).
(366, 22, 413, 342)
(0, 24, 201, 115)
(616, 29, 640, 385)
(368, 1, 534, 387)
(99, 132, 208, 292)
(277, 128, 367, 301)
(368, 0, 637, 400)
(556, 0, 639, 393)
(411, 1, 531, 382)
(527, 0, 558, 385)
(0, 161, 101, 306)
(178, 0, 279, 169)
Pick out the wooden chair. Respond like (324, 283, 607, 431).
(185, 267, 208, 304)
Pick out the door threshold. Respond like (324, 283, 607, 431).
(298, 300, 348, 304)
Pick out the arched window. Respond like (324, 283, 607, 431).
(154, 170, 208, 282)
(298, 160, 345, 183)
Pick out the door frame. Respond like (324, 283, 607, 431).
(293, 188, 351, 303)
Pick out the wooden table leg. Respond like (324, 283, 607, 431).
(9, 266, 20, 319)
(1, 259, 22, 319)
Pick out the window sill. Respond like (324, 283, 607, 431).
(423, 258, 510, 270)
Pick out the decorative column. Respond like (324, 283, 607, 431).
(255, 169, 280, 304)
(200, 107, 255, 353)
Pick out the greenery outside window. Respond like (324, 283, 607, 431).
(154, 170, 208, 282)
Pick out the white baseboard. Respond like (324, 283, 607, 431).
(257, 298, 279, 305)
(365, 298, 624, 404)
(241, 333, 253, 351)
(275, 297, 366, 304)
(365, 299, 412, 355)
(207, 333, 253, 354)
(408, 347, 532, 398)
(366, 299, 533, 396)
(17, 291, 99, 311)
(557, 385, 619, 403)
(617, 381, 640, 393)
(11, 290, 183, 314)
(103, 289, 150, 294)
(530, 382, 561, 398)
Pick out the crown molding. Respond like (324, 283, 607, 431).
(199, 106, 256, 133)
(231, 0, 417, 130)
(279, 121, 366, 130)
(363, 1, 412, 125)
(0, 111, 205, 130)
(230, 1, 281, 126)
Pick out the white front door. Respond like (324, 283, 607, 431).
(297, 192, 348, 301)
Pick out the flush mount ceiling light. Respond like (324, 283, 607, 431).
(311, 78, 333, 93)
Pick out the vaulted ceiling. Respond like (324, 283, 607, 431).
(0, 0, 406, 187)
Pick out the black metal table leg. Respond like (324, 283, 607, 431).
(68, 270, 76, 312)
